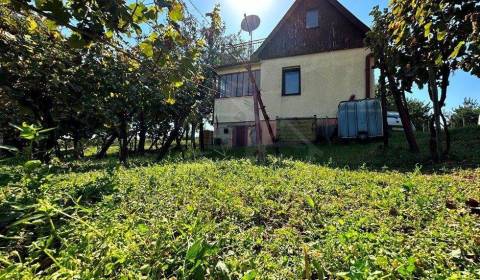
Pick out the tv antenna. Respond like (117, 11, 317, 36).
(241, 15, 261, 56)
(240, 14, 276, 161)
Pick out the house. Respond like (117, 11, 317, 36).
(214, 0, 374, 147)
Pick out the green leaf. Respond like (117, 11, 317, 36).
(67, 33, 88, 48)
(105, 30, 114, 39)
(26, 17, 38, 32)
(168, 2, 184, 22)
(242, 270, 257, 280)
(448, 41, 465, 59)
(174, 81, 183, 88)
(8, 123, 23, 132)
(44, 19, 58, 31)
(165, 26, 181, 41)
(424, 22, 432, 38)
(305, 195, 315, 209)
(36, 0, 70, 25)
(34, 0, 47, 7)
(136, 224, 149, 233)
(435, 54, 443, 66)
(148, 32, 159, 42)
(437, 31, 447, 41)
(186, 240, 203, 261)
(166, 95, 176, 105)
(0, 145, 18, 153)
(38, 127, 56, 134)
(139, 42, 154, 57)
(24, 160, 42, 172)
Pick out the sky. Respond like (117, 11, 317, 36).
(185, 0, 480, 111)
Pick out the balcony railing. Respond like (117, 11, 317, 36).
(218, 38, 265, 67)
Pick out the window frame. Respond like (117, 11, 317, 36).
(219, 75, 227, 98)
(217, 70, 260, 98)
(306, 9, 319, 29)
(242, 72, 250, 96)
(282, 67, 301, 96)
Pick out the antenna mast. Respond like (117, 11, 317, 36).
(241, 14, 276, 161)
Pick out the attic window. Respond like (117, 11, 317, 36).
(306, 9, 319, 29)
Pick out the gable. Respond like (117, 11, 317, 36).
(255, 0, 369, 60)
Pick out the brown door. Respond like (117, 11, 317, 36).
(234, 126, 248, 147)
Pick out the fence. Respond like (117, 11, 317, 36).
(275, 116, 337, 144)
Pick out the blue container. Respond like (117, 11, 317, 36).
(338, 99, 384, 139)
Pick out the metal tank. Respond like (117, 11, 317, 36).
(338, 99, 384, 139)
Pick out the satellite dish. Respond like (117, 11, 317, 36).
(241, 15, 261, 33)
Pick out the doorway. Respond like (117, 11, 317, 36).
(233, 126, 248, 147)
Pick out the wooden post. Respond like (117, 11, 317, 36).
(252, 74, 263, 153)
(241, 14, 275, 162)
(324, 116, 331, 145)
(245, 66, 275, 144)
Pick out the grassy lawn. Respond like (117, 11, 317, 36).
(212, 127, 480, 170)
(0, 128, 479, 279)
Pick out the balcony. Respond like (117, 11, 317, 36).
(218, 38, 265, 68)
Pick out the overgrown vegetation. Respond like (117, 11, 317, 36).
(366, 0, 479, 160)
(1, 158, 479, 279)
(0, 1, 243, 164)
(1, 128, 479, 279)
(450, 98, 480, 128)
(1, 0, 479, 279)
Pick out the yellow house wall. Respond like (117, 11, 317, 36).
(214, 48, 374, 123)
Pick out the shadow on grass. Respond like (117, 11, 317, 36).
(1, 127, 478, 176)
(200, 127, 480, 173)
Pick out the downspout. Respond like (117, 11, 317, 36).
(365, 53, 374, 98)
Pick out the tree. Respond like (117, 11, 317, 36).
(369, 1, 479, 161)
(6, 0, 185, 50)
(186, 4, 245, 151)
(450, 98, 480, 127)
(366, 7, 420, 153)
(382, 95, 431, 131)
(388, 0, 478, 161)
(0, 1, 208, 164)
(405, 99, 431, 131)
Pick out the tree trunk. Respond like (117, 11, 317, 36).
(379, 69, 389, 148)
(72, 132, 84, 159)
(184, 125, 190, 148)
(96, 133, 117, 159)
(175, 130, 182, 148)
(440, 66, 451, 156)
(428, 67, 442, 162)
(158, 120, 183, 160)
(199, 121, 205, 151)
(137, 111, 146, 155)
(191, 122, 196, 150)
(429, 117, 438, 161)
(148, 137, 159, 151)
(386, 75, 420, 153)
(118, 116, 129, 165)
(441, 113, 451, 156)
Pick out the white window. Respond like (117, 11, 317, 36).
(217, 70, 260, 98)
(306, 9, 319, 29)
(282, 67, 301, 96)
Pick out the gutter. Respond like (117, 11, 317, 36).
(365, 53, 374, 98)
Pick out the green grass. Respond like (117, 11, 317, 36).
(0, 128, 479, 279)
(202, 127, 480, 171)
